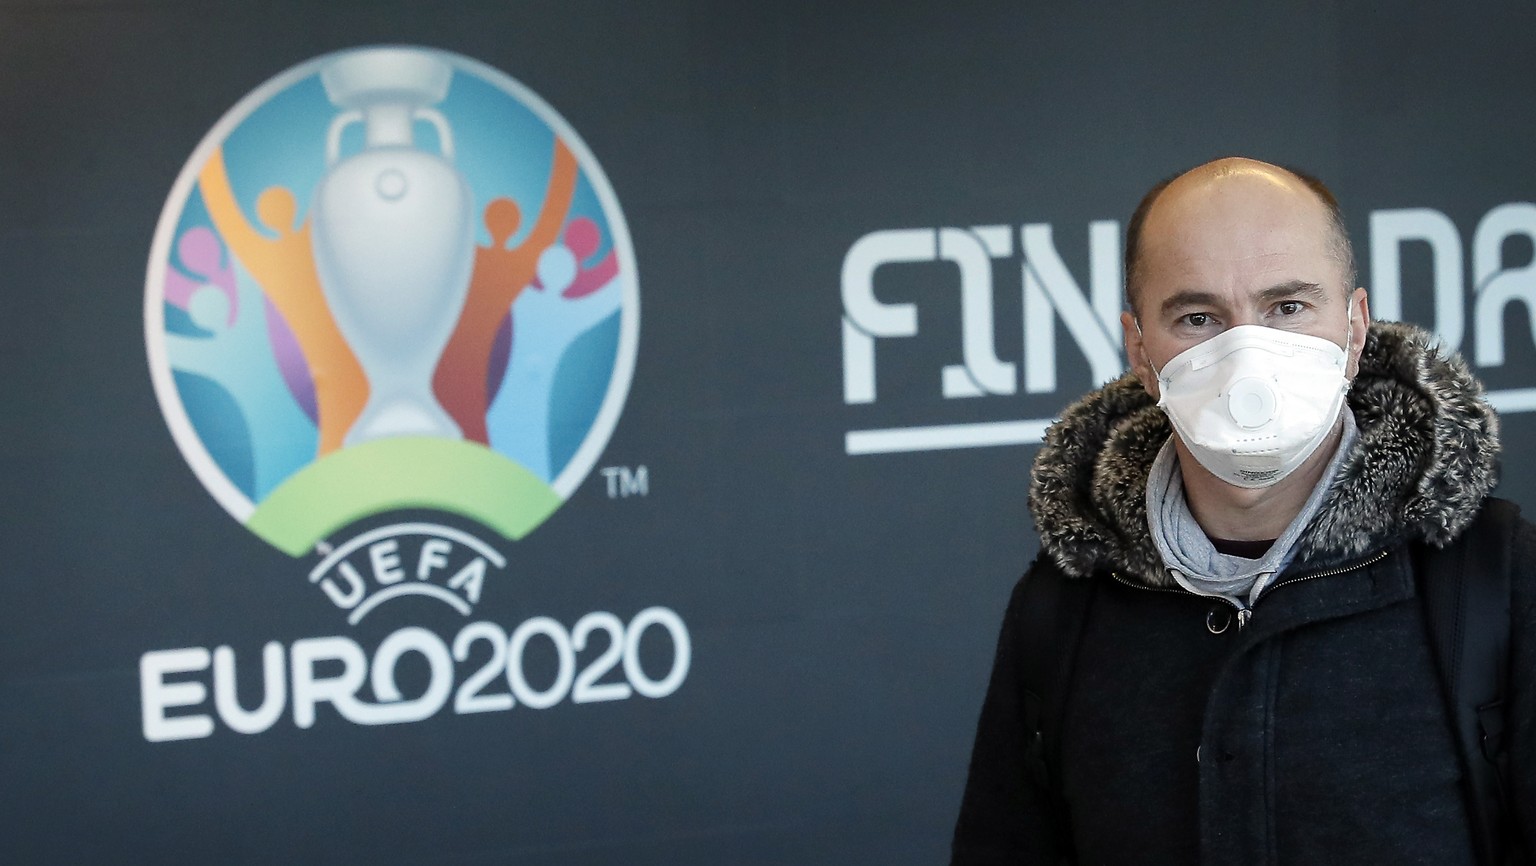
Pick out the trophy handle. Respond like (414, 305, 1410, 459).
(414, 108, 455, 161)
(325, 110, 365, 166)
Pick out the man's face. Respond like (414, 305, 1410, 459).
(1121, 166, 1369, 400)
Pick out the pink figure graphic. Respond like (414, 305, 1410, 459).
(528, 217, 617, 299)
(165, 227, 237, 325)
(560, 217, 619, 300)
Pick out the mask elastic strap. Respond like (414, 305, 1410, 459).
(1342, 315, 1358, 383)
(1134, 318, 1165, 381)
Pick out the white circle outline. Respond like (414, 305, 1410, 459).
(144, 44, 640, 529)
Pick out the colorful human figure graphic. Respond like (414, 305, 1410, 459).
(167, 226, 319, 424)
(263, 299, 318, 423)
(486, 217, 615, 400)
(433, 140, 577, 444)
(197, 147, 369, 456)
(147, 47, 639, 570)
(164, 226, 237, 324)
(553, 216, 619, 300)
(486, 241, 623, 483)
(167, 275, 318, 500)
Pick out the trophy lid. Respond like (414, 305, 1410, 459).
(321, 47, 451, 109)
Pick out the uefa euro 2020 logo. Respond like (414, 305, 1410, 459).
(144, 46, 638, 622)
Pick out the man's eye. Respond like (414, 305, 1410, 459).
(1183, 313, 1211, 327)
(1277, 301, 1304, 315)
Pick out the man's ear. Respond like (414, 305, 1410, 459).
(1345, 287, 1370, 380)
(1122, 310, 1159, 398)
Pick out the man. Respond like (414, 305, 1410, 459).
(952, 158, 1535, 864)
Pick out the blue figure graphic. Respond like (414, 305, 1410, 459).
(486, 244, 622, 483)
(166, 270, 319, 500)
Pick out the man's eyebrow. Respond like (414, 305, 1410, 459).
(1257, 280, 1327, 302)
(1157, 282, 1329, 317)
(1158, 291, 1224, 316)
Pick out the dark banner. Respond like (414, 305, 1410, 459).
(3, 2, 1534, 862)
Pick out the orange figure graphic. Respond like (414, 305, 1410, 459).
(434, 139, 577, 444)
(198, 147, 369, 456)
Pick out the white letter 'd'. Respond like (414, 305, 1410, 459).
(1369, 208, 1464, 349)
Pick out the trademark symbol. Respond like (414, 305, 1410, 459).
(600, 465, 649, 499)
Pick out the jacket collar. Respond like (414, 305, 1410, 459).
(1028, 322, 1500, 587)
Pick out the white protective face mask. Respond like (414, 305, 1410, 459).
(1148, 324, 1351, 489)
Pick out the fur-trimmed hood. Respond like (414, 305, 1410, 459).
(1029, 321, 1501, 587)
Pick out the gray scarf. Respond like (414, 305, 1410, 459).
(1146, 410, 1359, 609)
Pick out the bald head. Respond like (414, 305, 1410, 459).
(1124, 158, 1356, 314)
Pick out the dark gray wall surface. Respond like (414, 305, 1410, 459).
(2, 1, 1534, 862)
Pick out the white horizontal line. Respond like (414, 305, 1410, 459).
(845, 419, 1055, 455)
(854, 388, 1536, 457)
(1487, 388, 1536, 413)
(849, 390, 1536, 457)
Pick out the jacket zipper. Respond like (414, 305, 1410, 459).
(1110, 548, 1389, 631)
(1252, 549, 1390, 603)
(1110, 571, 1248, 629)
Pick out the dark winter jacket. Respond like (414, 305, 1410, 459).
(953, 322, 1536, 865)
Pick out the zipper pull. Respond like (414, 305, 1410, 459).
(1236, 608, 1253, 630)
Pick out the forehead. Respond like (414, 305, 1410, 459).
(1135, 171, 1344, 305)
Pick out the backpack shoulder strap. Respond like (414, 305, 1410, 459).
(953, 561, 1098, 864)
(1018, 564, 1097, 814)
(1417, 497, 1518, 866)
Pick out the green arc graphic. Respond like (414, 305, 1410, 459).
(247, 437, 562, 556)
